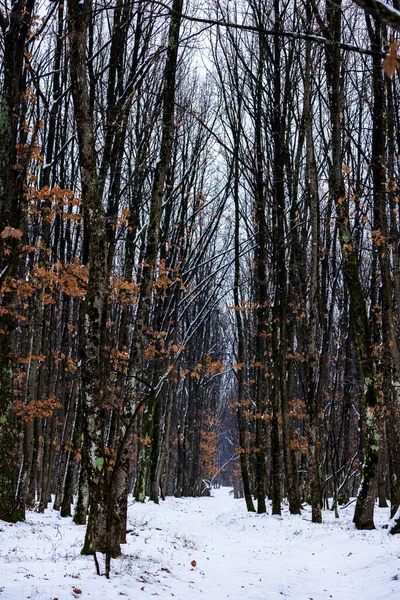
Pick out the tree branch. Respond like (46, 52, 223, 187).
(352, 0, 400, 31)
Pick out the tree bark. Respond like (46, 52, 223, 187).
(68, 0, 110, 557)
(324, 0, 379, 530)
(0, 0, 36, 523)
(304, 25, 322, 524)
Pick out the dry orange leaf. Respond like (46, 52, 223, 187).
(383, 42, 399, 79)
(1, 226, 23, 239)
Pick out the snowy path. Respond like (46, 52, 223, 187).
(1, 488, 400, 599)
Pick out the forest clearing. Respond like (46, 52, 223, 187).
(1, 487, 400, 600)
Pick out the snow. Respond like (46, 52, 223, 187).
(1, 488, 400, 599)
(374, 0, 400, 20)
(388, 505, 400, 534)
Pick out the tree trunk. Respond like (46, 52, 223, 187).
(0, 0, 36, 525)
(233, 129, 255, 513)
(68, 0, 110, 557)
(103, 0, 183, 573)
(324, 0, 379, 530)
(253, 34, 267, 515)
(304, 27, 322, 524)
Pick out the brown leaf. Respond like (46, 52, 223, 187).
(1, 227, 23, 239)
(383, 42, 399, 79)
(191, 560, 197, 567)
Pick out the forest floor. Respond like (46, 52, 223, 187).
(1, 487, 399, 600)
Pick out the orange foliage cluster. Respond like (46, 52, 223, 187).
(54, 354, 79, 374)
(1, 227, 24, 240)
(145, 329, 168, 359)
(200, 414, 219, 478)
(108, 277, 140, 306)
(228, 398, 253, 410)
(15, 143, 43, 167)
(188, 355, 224, 381)
(289, 397, 306, 419)
(133, 434, 152, 446)
(152, 260, 186, 298)
(230, 464, 243, 490)
(243, 410, 271, 421)
(14, 396, 63, 423)
(371, 229, 388, 248)
(153, 259, 173, 296)
(204, 354, 224, 376)
(227, 299, 271, 312)
(290, 436, 309, 453)
(1, 259, 89, 303)
(27, 186, 77, 221)
(107, 347, 129, 384)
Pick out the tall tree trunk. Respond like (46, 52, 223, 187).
(270, 0, 285, 517)
(104, 0, 183, 575)
(304, 27, 322, 524)
(0, 0, 36, 523)
(233, 128, 256, 513)
(68, 0, 110, 557)
(368, 21, 400, 533)
(253, 34, 267, 515)
(324, 0, 379, 530)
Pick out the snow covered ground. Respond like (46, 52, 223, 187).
(1, 488, 400, 599)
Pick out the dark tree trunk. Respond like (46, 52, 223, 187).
(0, 0, 36, 524)
(325, 0, 379, 530)
(233, 128, 255, 513)
(304, 26, 322, 524)
(253, 35, 267, 515)
(68, 0, 110, 558)
(104, 0, 183, 574)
